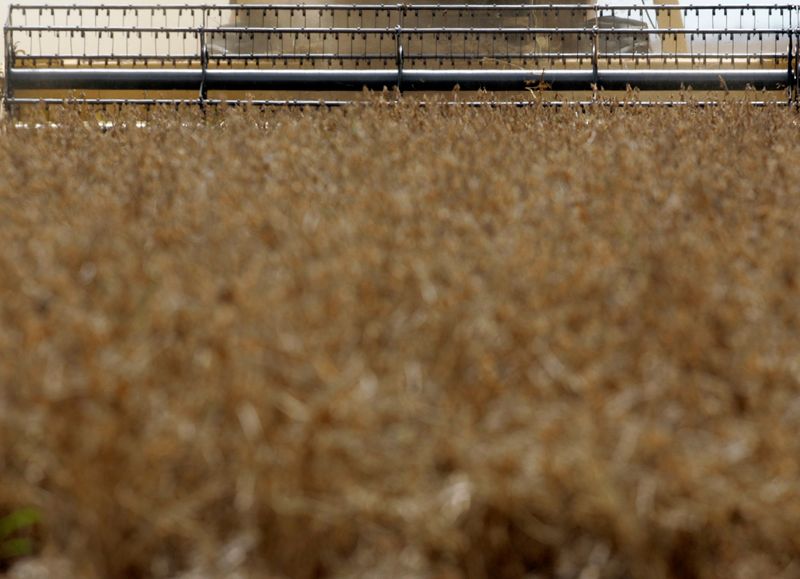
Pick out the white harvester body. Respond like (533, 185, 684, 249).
(595, 0, 793, 54)
(224, 0, 795, 56)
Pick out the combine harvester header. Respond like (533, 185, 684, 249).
(3, 1, 800, 111)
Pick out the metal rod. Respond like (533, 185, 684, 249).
(788, 24, 794, 104)
(8, 26, 794, 35)
(10, 67, 791, 92)
(9, 4, 797, 11)
(6, 97, 791, 108)
(13, 52, 793, 62)
(796, 31, 800, 105)
(4, 18, 14, 117)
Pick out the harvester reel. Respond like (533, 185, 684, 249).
(3, 3, 799, 111)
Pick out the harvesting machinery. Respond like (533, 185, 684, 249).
(3, 0, 799, 112)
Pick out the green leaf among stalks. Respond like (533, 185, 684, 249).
(0, 508, 39, 560)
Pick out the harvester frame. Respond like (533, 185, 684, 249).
(4, 2, 800, 112)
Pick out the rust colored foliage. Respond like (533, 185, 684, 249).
(0, 101, 799, 579)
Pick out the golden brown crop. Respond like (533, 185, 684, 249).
(0, 101, 799, 579)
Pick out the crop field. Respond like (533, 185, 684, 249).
(1, 101, 800, 579)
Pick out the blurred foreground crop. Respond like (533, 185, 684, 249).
(1, 101, 799, 579)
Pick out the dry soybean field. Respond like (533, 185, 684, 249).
(1, 102, 800, 579)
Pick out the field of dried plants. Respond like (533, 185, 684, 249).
(1, 101, 799, 579)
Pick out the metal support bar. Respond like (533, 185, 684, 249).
(789, 28, 794, 105)
(10, 69, 205, 91)
(3, 24, 14, 117)
(5, 4, 797, 12)
(6, 97, 792, 110)
(7, 25, 796, 36)
(10, 68, 791, 93)
(395, 24, 403, 93)
(796, 31, 800, 106)
(199, 28, 208, 102)
(591, 16, 599, 100)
